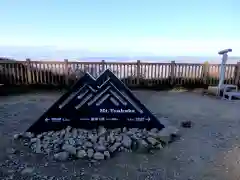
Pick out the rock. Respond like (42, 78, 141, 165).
(53, 144, 61, 152)
(37, 134, 43, 139)
(155, 143, 163, 149)
(129, 128, 138, 133)
(121, 135, 132, 148)
(122, 127, 127, 133)
(98, 136, 106, 144)
(142, 128, 148, 135)
(112, 128, 121, 134)
(98, 126, 107, 137)
(35, 139, 42, 153)
(64, 132, 71, 140)
(66, 126, 72, 132)
(156, 131, 171, 144)
(130, 139, 138, 151)
(30, 138, 38, 144)
(23, 132, 34, 139)
(93, 152, 105, 160)
(134, 139, 149, 153)
(95, 144, 106, 152)
(130, 134, 138, 140)
(53, 131, 60, 136)
(68, 138, 76, 146)
(62, 144, 76, 155)
(126, 131, 133, 136)
(76, 139, 83, 146)
(45, 148, 51, 154)
(157, 126, 179, 144)
(77, 150, 87, 158)
(42, 132, 47, 135)
(87, 148, 94, 158)
(107, 133, 115, 143)
(21, 167, 35, 175)
(150, 128, 158, 133)
(54, 151, 69, 161)
(13, 133, 22, 140)
(72, 128, 78, 138)
(136, 132, 144, 138)
(47, 131, 54, 136)
(52, 138, 61, 144)
(84, 141, 93, 148)
(89, 134, 98, 143)
(115, 135, 123, 142)
(147, 131, 158, 138)
(16, 127, 168, 162)
(140, 139, 149, 146)
(109, 142, 122, 153)
(42, 142, 49, 151)
(104, 151, 110, 159)
(60, 129, 66, 137)
(147, 137, 158, 146)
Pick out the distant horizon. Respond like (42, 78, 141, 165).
(1, 55, 239, 64)
(0, 45, 239, 64)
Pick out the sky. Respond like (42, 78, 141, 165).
(0, 0, 239, 60)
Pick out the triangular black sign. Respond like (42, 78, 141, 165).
(26, 69, 165, 134)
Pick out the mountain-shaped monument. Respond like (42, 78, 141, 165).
(26, 69, 165, 134)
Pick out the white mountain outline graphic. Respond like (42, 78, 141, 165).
(58, 76, 143, 114)
(58, 84, 95, 109)
(58, 77, 111, 109)
(58, 82, 122, 110)
(73, 80, 143, 114)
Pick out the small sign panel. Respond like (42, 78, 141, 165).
(26, 69, 165, 134)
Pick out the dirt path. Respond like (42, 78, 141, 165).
(0, 91, 240, 179)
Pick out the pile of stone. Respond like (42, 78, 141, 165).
(13, 126, 178, 161)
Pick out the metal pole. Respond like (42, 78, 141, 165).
(217, 49, 232, 96)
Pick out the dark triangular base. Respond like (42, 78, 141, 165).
(26, 69, 165, 134)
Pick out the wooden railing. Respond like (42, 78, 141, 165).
(0, 59, 239, 88)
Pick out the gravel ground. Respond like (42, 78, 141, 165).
(0, 90, 240, 180)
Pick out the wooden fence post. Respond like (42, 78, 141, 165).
(64, 59, 69, 86)
(170, 60, 176, 85)
(26, 58, 32, 84)
(101, 60, 106, 72)
(203, 61, 209, 85)
(136, 60, 141, 85)
(234, 61, 240, 86)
